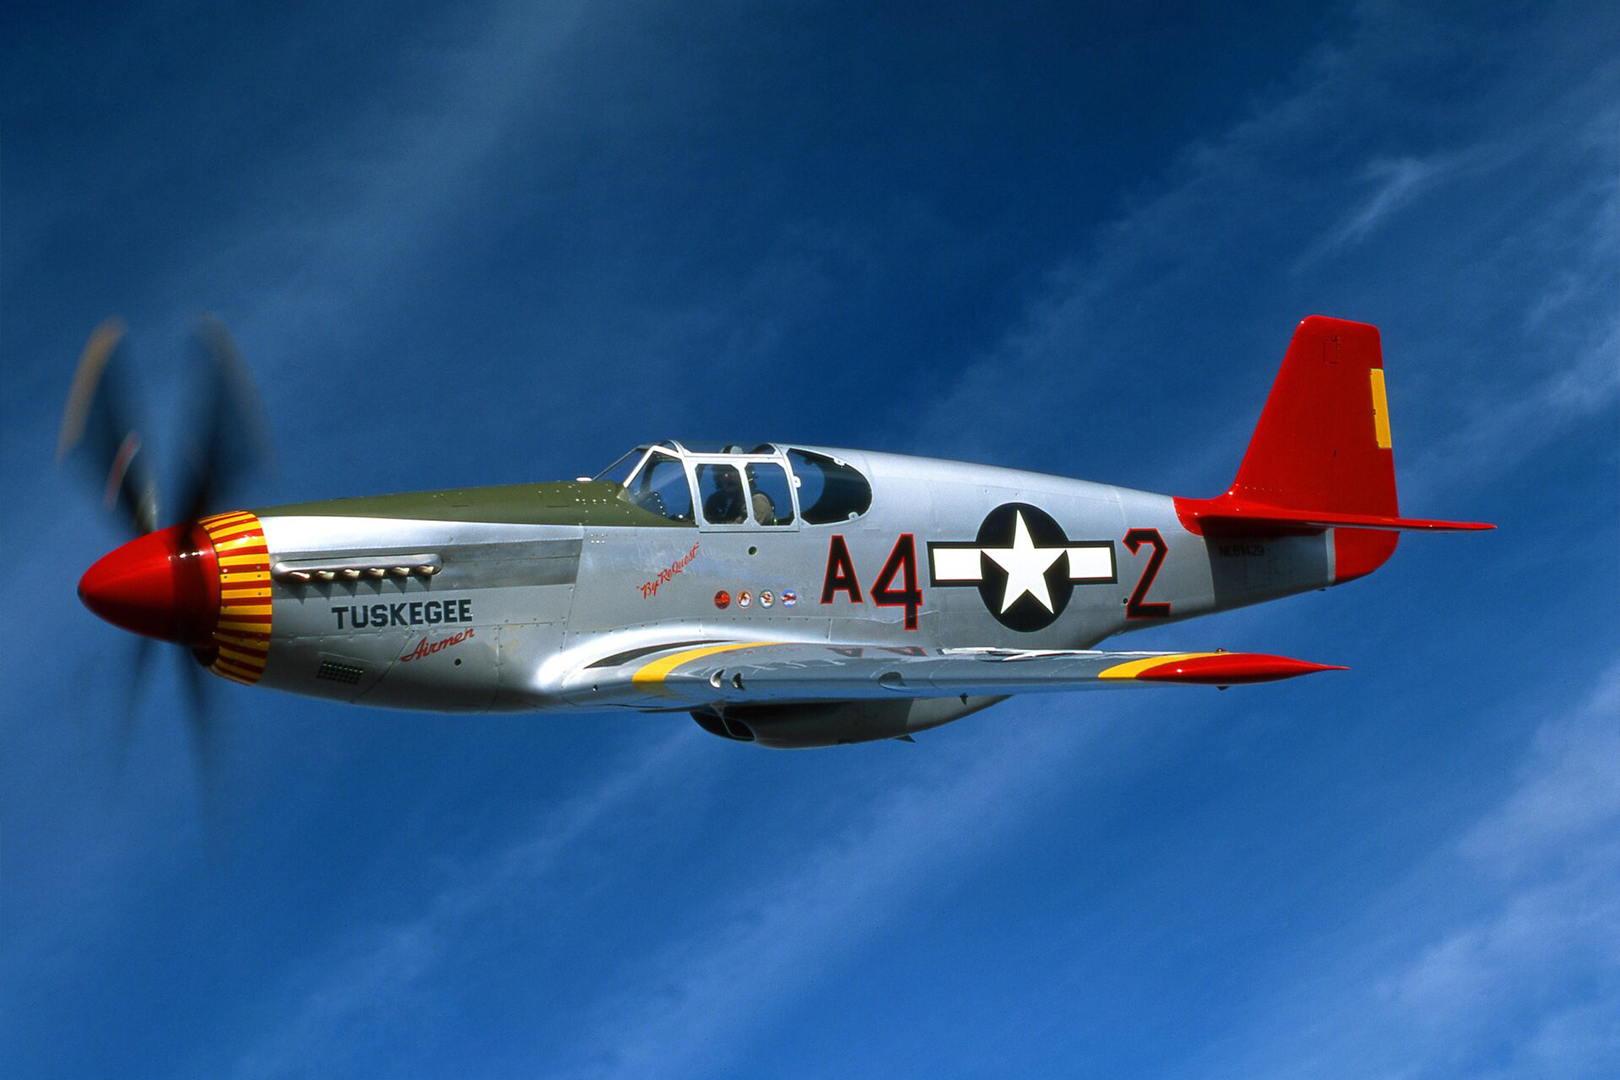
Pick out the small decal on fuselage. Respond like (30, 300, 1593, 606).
(639, 541, 700, 598)
(333, 598, 473, 629)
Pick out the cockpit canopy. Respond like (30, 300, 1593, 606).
(595, 441, 872, 527)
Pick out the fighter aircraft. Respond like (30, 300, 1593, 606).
(64, 315, 1490, 748)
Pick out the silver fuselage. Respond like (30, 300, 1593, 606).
(252, 446, 1333, 713)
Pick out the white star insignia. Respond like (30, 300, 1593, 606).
(983, 511, 1064, 612)
(928, 510, 1116, 628)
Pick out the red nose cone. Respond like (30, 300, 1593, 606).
(78, 524, 220, 645)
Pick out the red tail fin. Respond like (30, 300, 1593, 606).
(1175, 316, 1491, 583)
(1233, 316, 1396, 516)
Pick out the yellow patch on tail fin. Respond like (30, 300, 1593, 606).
(1369, 368, 1392, 448)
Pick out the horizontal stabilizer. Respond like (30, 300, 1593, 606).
(1176, 497, 1494, 533)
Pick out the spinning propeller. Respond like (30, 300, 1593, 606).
(58, 316, 273, 785)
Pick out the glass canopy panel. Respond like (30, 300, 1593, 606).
(744, 462, 794, 526)
(595, 446, 650, 486)
(623, 452, 693, 522)
(787, 449, 872, 524)
(696, 463, 748, 525)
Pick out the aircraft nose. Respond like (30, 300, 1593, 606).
(78, 524, 220, 645)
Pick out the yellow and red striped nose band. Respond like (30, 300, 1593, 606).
(199, 511, 273, 685)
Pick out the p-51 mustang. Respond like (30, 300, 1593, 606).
(66, 316, 1489, 749)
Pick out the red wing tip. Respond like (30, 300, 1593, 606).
(1135, 654, 1346, 685)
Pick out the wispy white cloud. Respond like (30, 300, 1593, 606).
(1460, 664, 1620, 872)
(220, 708, 1142, 1080)
(193, 0, 594, 356)
(1295, 153, 1461, 269)
(1402, 174, 1620, 502)
(225, 732, 699, 1080)
(904, 3, 1618, 499)
(546, 714, 1123, 1080)
(1203, 664, 1620, 1080)
(7, 4, 1615, 1078)
(0, 0, 607, 993)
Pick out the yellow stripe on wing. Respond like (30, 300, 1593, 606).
(631, 642, 780, 686)
(1098, 652, 1221, 680)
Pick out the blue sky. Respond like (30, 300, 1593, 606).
(3, 1, 1617, 1077)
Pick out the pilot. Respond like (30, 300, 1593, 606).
(704, 467, 748, 524)
(745, 465, 777, 525)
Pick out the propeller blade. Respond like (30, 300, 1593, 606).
(177, 650, 222, 821)
(65, 316, 270, 815)
(113, 635, 155, 774)
(175, 314, 273, 528)
(57, 318, 159, 535)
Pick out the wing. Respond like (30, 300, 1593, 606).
(565, 638, 1344, 709)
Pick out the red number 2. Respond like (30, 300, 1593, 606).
(1123, 528, 1171, 618)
